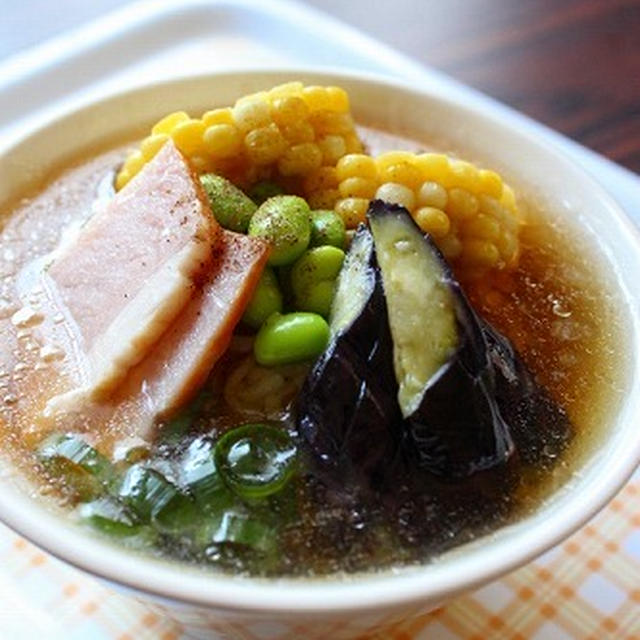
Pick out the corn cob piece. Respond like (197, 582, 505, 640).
(332, 151, 522, 274)
(115, 83, 363, 191)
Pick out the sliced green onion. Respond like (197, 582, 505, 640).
(179, 437, 234, 513)
(38, 433, 114, 501)
(79, 497, 143, 537)
(38, 433, 112, 478)
(214, 424, 297, 499)
(119, 464, 192, 526)
(198, 509, 276, 554)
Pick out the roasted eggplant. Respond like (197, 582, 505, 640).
(297, 200, 571, 486)
(296, 225, 402, 486)
(368, 201, 516, 477)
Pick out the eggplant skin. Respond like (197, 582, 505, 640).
(296, 225, 402, 487)
(483, 322, 572, 467)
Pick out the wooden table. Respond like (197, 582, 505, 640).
(3, 0, 639, 173)
(304, 0, 640, 174)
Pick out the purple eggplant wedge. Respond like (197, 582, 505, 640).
(297, 199, 571, 488)
(367, 200, 516, 477)
(367, 200, 571, 478)
(296, 225, 402, 486)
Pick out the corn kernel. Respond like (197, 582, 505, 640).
(478, 169, 503, 198)
(438, 234, 463, 260)
(233, 98, 272, 132)
(378, 162, 423, 189)
(244, 123, 287, 165)
(123, 150, 145, 176)
(302, 86, 332, 111)
(325, 86, 350, 112)
(303, 166, 338, 193)
(375, 152, 414, 173)
(235, 90, 268, 106)
(309, 111, 354, 136)
(203, 123, 243, 158)
(375, 182, 415, 210)
(343, 133, 363, 154)
(414, 207, 451, 238)
(336, 154, 377, 181)
(479, 195, 518, 233)
(318, 135, 347, 166)
(308, 189, 341, 210)
(280, 121, 315, 144)
(140, 133, 170, 161)
(417, 181, 448, 209)
(115, 169, 131, 191)
(461, 239, 500, 267)
(462, 213, 500, 241)
(500, 184, 517, 212)
(268, 82, 304, 100)
(271, 96, 310, 127)
(151, 111, 189, 135)
(171, 119, 207, 156)
(449, 160, 480, 192)
(496, 230, 519, 265)
(447, 188, 479, 220)
(202, 108, 234, 127)
(335, 197, 369, 228)
(277, 142, 323, 176)
(339, 177, 378, 199)
(416, 153, 450, 185)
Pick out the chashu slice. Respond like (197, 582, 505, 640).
(45, 140, 219, 407)
(35, 231, 269, 446)
(113, 231, 269, 431)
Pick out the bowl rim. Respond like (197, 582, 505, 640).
(1, 67, 639, 615)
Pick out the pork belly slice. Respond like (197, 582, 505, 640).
(46, 140, 219, 405)
(113, 231, 269, 433)
(38, 231, 269, 445)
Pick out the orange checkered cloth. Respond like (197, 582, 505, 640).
(1, 470, 638, 640)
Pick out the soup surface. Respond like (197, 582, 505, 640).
(0, 125, 628, 577)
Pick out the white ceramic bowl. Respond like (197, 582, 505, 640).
(1, 70, 640, 640)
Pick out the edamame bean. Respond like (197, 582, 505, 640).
(248, 180, 285, 205)
(310, 209, 346, 248)
(290, 246, 345, 316)
(200, 174, 257, 232)
(242, 267, 283, 329)
(248, 196, 311, 266)
(254, 312, 329, 366)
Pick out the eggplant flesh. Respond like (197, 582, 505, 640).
(296, 226, 401, 486)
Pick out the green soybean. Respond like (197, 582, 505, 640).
(200, 173, 257, 232)
(248, 196, 311, 266)
(248, 180, 285, 205)
(242, 267, 283, 329)
(254, 312, 329, 366)
(310, 209, 346, 248)
(290, 246, 345, 316)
